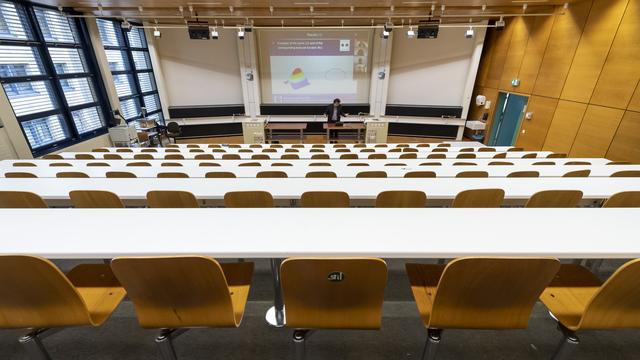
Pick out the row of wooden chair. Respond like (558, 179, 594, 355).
(4, 169, 606, 179)
(2, 190, 638, 208)
(89, 147, 507, 154)
(105, 143, 466, 150)
(2, 255, 639, 360)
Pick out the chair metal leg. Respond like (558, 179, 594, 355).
(155, 328, 188, 360)
(19, 329, 52, 360)
(293, 330, 310, 360)
(421, 329, 442, 360)
(552, 325, 579, 360)
(267, 258, 286, 327)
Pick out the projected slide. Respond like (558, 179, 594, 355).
(258, 30, 373, 104)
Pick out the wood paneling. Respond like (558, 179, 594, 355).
(515, 96, 559, 150)
(569, 105, 625, 157)
(606, 111, 640, 163)
(560, 0, 629, 103)
(517, 16, 555, 94)
(475, 30, 497, 88)
(532, 0, 593, 98)
(591, 0, 640, 109)
(475, 87, 500, 141)
(629, 85, 640, 112)
(484, 22, 514, 89)
(542, 100, 588, 154)
(499, 17, 534, 90)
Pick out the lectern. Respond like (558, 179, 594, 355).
(242, 118, 266, 144)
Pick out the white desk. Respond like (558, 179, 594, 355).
(92, 146, 514, 153)
(161, 141, 486, 149)
(0, 208, 637, 259)
(0, 177, 637, 201)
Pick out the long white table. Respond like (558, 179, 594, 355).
(162, 141, 487, 149)
(90, 146, 514, 154)
(0, 208, 637, 259)
(1, 177, 637, 200)
(58, 151, 554, 160)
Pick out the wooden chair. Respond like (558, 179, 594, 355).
(199, 162, 221, 167)
(416, 143, 430, 148)
(104, 154, 122, 160)
(306, 171, 337, 178)
(300, 191, 350, 207)
(106, 171, 137, 178)
(4, 172, 37, 178)
(0, 191, 47, 208)
(49, 162, 72, 167)
(311, 144, 325, 148)
(368, 154, 387, 159)
(452, 189, 504, 208)
(134, 154, 154, 160)
(357, 171, 387, 178)
(69, 190, 125, 208)
(563, 170, 590, 177)
(141, 148, 158, 153)
(284, 148, 299, 153)
(547, 153, 567, 158)
(606, 161, 630, 165)
(340, 153, 358, 159)
(400, 153, 418, 159)
(309, 162, 331, 167)
(147, 191, 199, 208)
(188, 149, 205, 153)
(157, 172, 189, 178)
(507, 171, 539, 178)
(389, 148, 402, 153)
(12, 162, 36, 167)
(249, 144, 262, 149)
(309, 149, 325, 153)
(222, 154, 241, 160)
(374, 144, 387, 148)
(456, 153, 476, 159)
(210, 149, 226, 153)
(376, 191, 426, 208)
(0, 256, 125, 359)
(489, 161, 513, 166)
(92, 148, 110, 152)
(406, 257, 560, 359)
(492, 153, 507, 159)
(540, 259, 640, 359)
(87, 162, 110, 167)
(601, 191, 640, 208)
(252, 154, 271, 160)
(533, 161, 555, 165)
(402, 147, 418, 152)
(431, 148, 448, 153)
(436, 143, 451, 147)
(56, 172, 89, 178)
(455, 171, 488, 178)
(611, 170, 640, 177)
(227, 144, 241, 148)
(525, 190, 583, 208)
(111, 256, 253, 359)
(521, 153, 537, 158)
(257, 171, 288, 178)
(405, 171, 436, 178)
(75, 154, 95, 159)
(347, 162, 369, 167)
(205, 172, 236, 178)
(270, 144, 283, 148)
(127, 162, 151, 167)
(332, 144, 347, 148)
(116, 148, 133, 153)
(427, 154, 446, 159)
(281, 258, 387, 360)
(224, 191, 273, 208)
(565, 161, 591, 165)
(396, 144, 410, 148)
(420, 162, 441, 166)
(42, 154, 63, 159)
(262, 148, 277, 153)
(161, 162, 183, 167)
(477, 147, 496, 152)
(165, 154, 185, 160)
(195, 154, 215, 160)
(239, 162, 261, 167)
(335, 148, 350, 153)
(281, 154, 300, 160)
(166, 144, 179, 148)
(186, 144, 200, 148)
(311, 154, 330, 160)
(292, 144, 305, 148)
(272, 162, 293, 167)
(453, 162, 475, 166)
(360, 148, 375, 153)
(385, 163, 407, 167)
(507, 147, 524, 152)
(208, 144, 222, 148)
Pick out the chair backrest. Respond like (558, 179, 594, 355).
(547, 153, 567, 158)
(360, 148, 375, 153)
(565, 161, 591, 165)
(224, 191, 273, 208)
(205, 171, 236, 178)
(208, 144, 222, 148)
(521, 153, 537, 158)
(167, 122, 180, 133)
(87, 162, 110, 167)
(252, 154, 270, 160)
(127, 162, 151, 167)
(281, 258, 387, 329)
(611, 170, 640, 177)
(270, 144, 283, 148)
(452, 189, 505, 208)
(42, 154, 63, 159)
(489, 161, 513, 166)
(417, 258, 560, 329)
(368, 154, 386, 159)
(311, 154, 330, 159)
(199, 162, 221, 167)
(376, 191, 426, 208)
(262, 148, 277, 153)
(0, 255, 92, 328)
(507, 147, 524, 152)
(455, 171, 488, 178)
(404, 171, 436, 178)
(525, 190, 583, 208)
(432, 148, 448, 153)
(106, 171, 137, 178)
(427, 154, 446, 159)
(104, 154, 122, 160)
(0, 191, 47, 208)
(222, 154, 241, 160)
(388, 148, 401, 153)
(347, 162, 369, 167)
(402, 147, 418, 153)
(56, 172, 89, 178)
(300, 191, 350, 208)
(437, 143, 451, 147)
(507, 171, 539, 178)
(165, 148, 182, 153)
(399, 153, 418, 159)
(161, 162, 183, 167)
(309, 162, 331, 167)
(335, 149, 350, 153)
(257, 171, 288, 178)
(249, 144, 262, 148)
(141, 148, 157, 153)
(92, 148, 109, 152)
(189, 149, 204, 153)
(601, 191, 640, 208)
(12, 162, 36, 167)
(4, 172, 37, 178)
(453, 162, 476, 166)
(157, 172, 189, 178)
(49, 162, 72, 167)
(306, 171, 337, 178)
(75, 154, 95, 160)
(396, 144, 410, 148)
(272, 162, 293, 167)
(340, 154, 358, 159)
(607, 161, 630, 165)
(111, 257, 243, 328)
(69, 190, 125, 208)
(578, 259, 640, 329)
(456, 153, 476, 159)
(116, 148, 133, 153)
(563, 169, 591, 177)
(357, 171, 387, 178)
(134, 154, 154, 160)
(239, 162, 261, 167)
(146, 190, 199, 208)
(284, 148, 299, 153)
(420, 162, 441, 166)
(477, 147, 496, 152)
(227, 144, 241, 148)
(492, 153, 507, 159)
(533, 161, 555, 165)
(186, 144, 200, 148)
(165, 154, 185, 160)
(195, 154, 215, 160)
(281, 154, 300, 159)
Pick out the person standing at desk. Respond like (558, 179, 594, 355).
(325, 98, 347, 143)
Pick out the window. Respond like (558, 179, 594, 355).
(97, 19, 163, 124)
(0, 1, 111, 155)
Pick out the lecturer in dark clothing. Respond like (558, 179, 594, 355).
(325, 98, 347, 142)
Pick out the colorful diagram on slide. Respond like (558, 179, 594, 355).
(285, 67, 310, 90)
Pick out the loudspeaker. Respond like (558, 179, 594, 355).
(417, 21, 439, 39)
(188, 23, 210, 40)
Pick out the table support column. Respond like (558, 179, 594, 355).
(265, 258, 286, 327)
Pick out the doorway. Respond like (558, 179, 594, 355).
(488, 92, 528, 146)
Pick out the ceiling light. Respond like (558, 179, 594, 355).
(211, 28, 219, 39)
(153, 27, 161, 38)
(382, 29, 390, 39)
(465, 27, 474, 39)
(237, 28, 245, 39)
(407, 27, 416, 39)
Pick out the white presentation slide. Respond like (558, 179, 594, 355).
(270, 56, 356, 96)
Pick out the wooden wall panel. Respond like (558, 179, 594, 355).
(569, 105, 625, 157)
(484, 22, 514, 89)
(542, 100, 587, 154)
(560, 0, 629, 103)
(532, 0, 592, 98)
(629, 84, 640, 112)
(606, 111, 640, 163)
(475, 30, 497, 88)
(591, 0, 640, 109)
(515, 96, 558, 151)
(517, 16, 555, 94)
(499, 17, 534, 90)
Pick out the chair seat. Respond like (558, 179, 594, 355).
(66, 264, 127, 326)
(405, 263, 445, 327)
(539, 264, 602, 331)
(220, 262, 254, 325)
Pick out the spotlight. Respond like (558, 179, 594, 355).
(153, 27, 161, 38)
(237, 28, 245, 39)
(121, 20, 132, 31)
(381, 29, 390, 39)
(407, 27, 416, 39)
(211, 28, 219, 40)
(465, 27, 474, 39)
(383, 22, 393, 33)
(496, 17, 505, 31)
